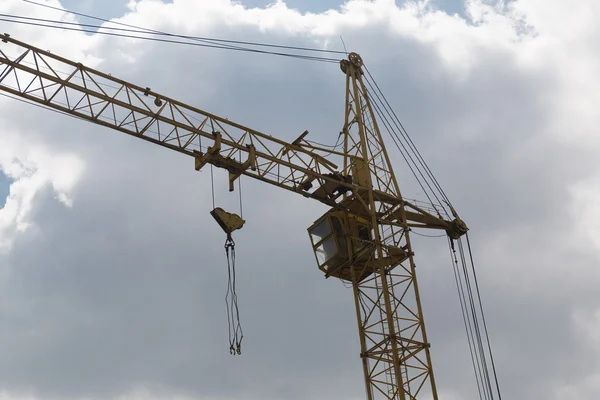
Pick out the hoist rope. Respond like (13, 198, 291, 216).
(447, 236, 502, 400)
(0, 15, 339, 63)
(448, 237, 485, 400)
(238, 154, 244, 220)
(466, 233, 502, 399)
(458, 238, 492, 400)
(361, 77, 439, 213)
(210, 164, 216, 210)
(238, 178, 244, 219)
(20, 0, 346, 55)
(364, 66, 453, 210)
(360, 60, 502, 400)
(225, 235, 243, 355)
(6, 0, 342, 64)
(362, 73, 449, 218)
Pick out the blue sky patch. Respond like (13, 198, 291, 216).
(59, 0, 466, 22)
(0, 170, 11, 208)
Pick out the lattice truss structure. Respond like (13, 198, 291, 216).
(340, 55, 438, 400)
(0, 33, 468, 400)
(0, 34, 359, 204)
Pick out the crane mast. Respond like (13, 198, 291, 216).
(0, 33, 468, 399)
(344, 53, 436, 399)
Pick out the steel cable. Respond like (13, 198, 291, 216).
(0, 16, 340, 63)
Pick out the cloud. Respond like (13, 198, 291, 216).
(0, 128, 84, 252)
(0, 386, 223, 400)
(1, 0, 600, 399)
(550, 309, 600, 400)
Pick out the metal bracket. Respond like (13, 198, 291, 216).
(448, 206, 469, 239)
(194, 131, 222, 171)
(193, 131, 257, 192)
(228, 144, 256, 192)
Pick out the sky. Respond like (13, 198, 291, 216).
(59, 0, 467, 19)
(0, 171, 9, 208)
(1, 0, 600, 400)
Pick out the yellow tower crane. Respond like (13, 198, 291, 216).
(0, 33, 474, 400)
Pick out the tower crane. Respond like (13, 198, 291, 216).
(0, 33, 473, 400)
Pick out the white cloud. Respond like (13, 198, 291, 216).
(0, 129, 84, 251)
(0, 391, 37, 400)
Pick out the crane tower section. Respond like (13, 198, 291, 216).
(0, 34, 468, 400)
(307, 53, 445, 399)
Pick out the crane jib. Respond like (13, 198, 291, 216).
(0, 33, 463, 234)
(0, 32, 484, 400)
